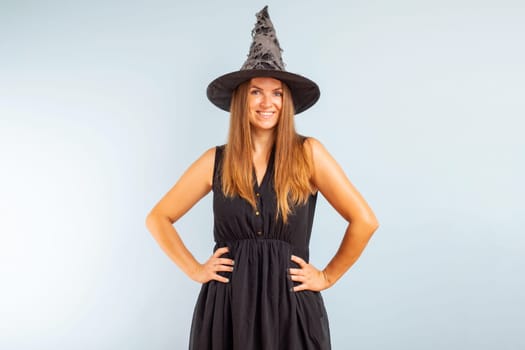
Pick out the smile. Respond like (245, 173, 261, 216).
(257, 111, 275, 118)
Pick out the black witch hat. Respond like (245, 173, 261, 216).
(206, 6, 320, 115)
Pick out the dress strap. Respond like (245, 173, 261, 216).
(212, 145, 225, 190)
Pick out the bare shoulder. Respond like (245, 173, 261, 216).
(147, 146, 217, 223)
(303, 136, 324, 150)
(302, 136, 331, 168)
(303, 137, 377, 225)
(199, 146, 217, 160)
(189, 146, 217, 188)
(200, 146, 217, 172)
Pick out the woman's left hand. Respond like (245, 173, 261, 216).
(289, 255, 330, 292)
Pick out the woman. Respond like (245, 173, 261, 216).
(146, 6, 379, 350)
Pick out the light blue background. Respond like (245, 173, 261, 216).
(1, 0, 524, 349)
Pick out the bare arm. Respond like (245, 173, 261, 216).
(290, 137, 379, 291)
(145, 147, 234, 283)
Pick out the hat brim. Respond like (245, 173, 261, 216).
(206, 69, 320, 115)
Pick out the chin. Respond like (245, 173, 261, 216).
(251, 123, 277, 132)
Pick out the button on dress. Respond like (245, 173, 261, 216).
(189, 145, 331, 350)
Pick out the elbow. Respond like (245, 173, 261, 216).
(368, 220, 379, 234)
(145, 209, 175, 232)
(145, 212, 173, 243)
(364, 213, 379, 231)
(359, 208, 379, 230)
(145, 212, 156, 231)
(356, 216, 379, 236)
(145, 210, 170, 231)
(358, 220, 378, 243)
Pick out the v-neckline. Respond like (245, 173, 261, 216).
(253, 146, 275, 189)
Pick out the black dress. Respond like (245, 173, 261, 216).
(189, 145, 331, 350)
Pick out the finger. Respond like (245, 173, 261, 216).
(213, 247, 230, 257)
(293, 283, 307, 292)
(288, 268, 303, 275)
(215, 265, 234, 272)
(289, 274, 305, 282)
(217, 258, 235, 266)
(291, 255, 306, 267)
(212, 273, 230, 283)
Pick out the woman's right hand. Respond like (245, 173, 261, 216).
(190, 247, 235, 284)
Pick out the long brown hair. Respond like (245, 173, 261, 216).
(221, 79, 313, 223)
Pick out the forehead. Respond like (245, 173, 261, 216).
(249, 77, 282, 89)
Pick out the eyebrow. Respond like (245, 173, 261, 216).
(250, 85, 283, 91)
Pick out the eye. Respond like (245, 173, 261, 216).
(274, 91, 283, 97)
(250, 89, 261, 95)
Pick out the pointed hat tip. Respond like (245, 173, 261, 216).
(258, 5, 269, 16)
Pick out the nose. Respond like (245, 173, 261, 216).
(260, 94, 272, 108)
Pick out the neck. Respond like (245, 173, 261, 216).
(251, 128, 276, 155)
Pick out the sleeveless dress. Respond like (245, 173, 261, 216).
(189, 145, 331, 350)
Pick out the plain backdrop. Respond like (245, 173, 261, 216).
(1, 0, 524, 349)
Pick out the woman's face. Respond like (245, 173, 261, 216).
(247, 77, 283, 132)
